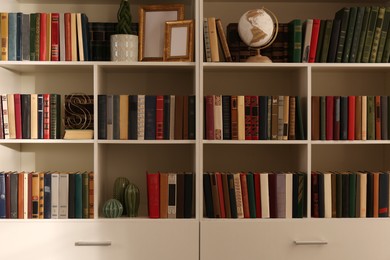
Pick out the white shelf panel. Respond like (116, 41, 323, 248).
(203, 140, 308, 145)
(0, 139, 94, 144)
(0, 61, 94, 73)
(98, 140, 196, 144)
(311, 140, 390, 145)
(204, 0, 387, 2)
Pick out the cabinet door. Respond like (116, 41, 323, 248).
(201, 219, 390, 260)
(1, 220, 199, 260)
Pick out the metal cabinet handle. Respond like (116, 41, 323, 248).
(294, 240, 328, 246)
(75, 241, 112, 247)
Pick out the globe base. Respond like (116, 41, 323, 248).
(246, 54, 272, 63)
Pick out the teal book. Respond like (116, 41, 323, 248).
(320, 19, 333, 62)
(342, 6, 357, 62)
(369, 7, 385, 62)
(315, 20, 326, 62)
(367, 96, 375, 140)
(356, 7, 372, 62)
(8, 13, 17, 61)
(320, 96, 326, 140)
(74, 173, 83, 218)
(349, 7, 365, 62)
(362, 6, 379, 63)
(335, 7, 350, 63)
(376, 7, 390, 62)
(246, 173, 256, 218)
(288, 19, 302, 62)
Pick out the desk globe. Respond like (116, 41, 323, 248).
(238, 8, 278, 62)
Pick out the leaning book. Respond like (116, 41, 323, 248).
(64, 94, 94, 139)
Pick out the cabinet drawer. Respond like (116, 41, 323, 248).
(1, 220, 199, 260)
(201, 219, 390, 260)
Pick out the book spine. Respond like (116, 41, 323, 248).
(230, 96, 238, 140)
(222, 96, 231, 140)
(174, 95, 183, 140)
(233, 173, 244, 218)
(251, 96, 259, 140)
(129, 95, 138, 140)
(335, 8, 350, 63)
(162, 95, 170, 140)
(244, 96, 252, 140)
(282, 96, 289, 140)
(277, 96, 284, 140)
(207, 17, 219, 62)
(8, 13, 17, 61)
(50, 94, 61, 139)
(137, 95, 145, 140)
(43, 94, 50, 139)
(21, 94, 31, 139)
(205, 95, 214, 140)
(51, 13, 59, 61)
(349, 7, 365, 62)
(43, 173, 51, 218)
(156, 95, 164, 140)
(376, 7, 390, 62)
(342, 7, 357, 62)
(39, 13, 47, 61)
(375, 96, 381, 140)
(348, 96, 355, 140)
(119, 94, 129, 140)
(21, 13, 30, 61)
(259, 96, 268, 140)
(1, 13, 9, 60)
(29, 13, 37, 61)
(370, 7, 385, 63)
(288, 19, 302, 62)
(98, 95, 107, 139)
(1, 95, 9, 139)
(308, 19, 320, 63)
(381, 96, 388, 140)
(362, 7, 379, 63)
(213, 95, 223, 140)
(203, 18, 211, 62)
(144, 95, 156, 140)
(362, 96, 367, 140)
(64, 13, 71, 61)
(340, 96, 348, 140)
(237, 96, 245, 140)
(367, 96, 375, 140)
(59, 13, 65, 61)
(216, 18, 232, 62)
(14, 94, 22, 139)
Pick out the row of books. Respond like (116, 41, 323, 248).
(203, 172, 307, 219)
(312, 96, 390, 141)
(98, 95, 196, 140)
(311, 171, 390, 218)
(204, 95, 306, 140)
(0, 12, 90, 61)
(146, 172, 194, 219)
(0, 171, 94, 219)
(292, 6, 390, 63)
(0, 94, 61, 139)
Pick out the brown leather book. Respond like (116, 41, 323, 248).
(231, 96, 238, 140)
(174, 96, 184, 140)
(373, 172, 380, 217)
(210, 172, 221, 218)
(207, 17, 219, 62)
(222, 173, 231, 218)
(160, 173, 168, 218)
(64, 13, 71, 61)
(355, 96, 362, 140)
(312, 96, 320, 140)
(18, 173, 24, 219)
(215, 19, 232, 62)
(240, 173, 250, 218)
(119, 95, 129, 140)
(271, 96, 279, 140)
(28, 173, 32, 218)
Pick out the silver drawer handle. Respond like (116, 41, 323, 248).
(75, 241, 112, 247)
(294, 240, 328, 246)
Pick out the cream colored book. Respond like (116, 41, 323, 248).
(7, 94, 16, 139)
(59, 173, 69, 219)
(260, 173, 270, 218)
(207, 17, 219, 62)
(1, 94, 9, 139)
(359, 172, 367, 218)
(137, 95, 145, 140)
(233, 173, 244, 218)
(51, 173, 59, 219)
(324, 172, 332, 218)
(285, 172, 293, 218)
(63, 129, 93, 139)
(31, 94, 38, 139)
(237, 96, 245, 140)
(76, 13, 84, 61)
(71, 13, 77, 61)
(119, 95, 129, 140)
(361, 96, 367, 140)
(213, 95, 223, 140)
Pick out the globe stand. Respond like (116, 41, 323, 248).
(246, 48, 272, 63)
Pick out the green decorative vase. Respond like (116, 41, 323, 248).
(103, 199, 123, 218)
(124, 183, 140, 217)
(113, 177, 130, 215)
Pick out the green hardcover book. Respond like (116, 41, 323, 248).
(335, 7, 350, 63)
(82, 172, 89, 218)
(336, 172, 342, 218)
(320, 19, 333, 62)
(320, 96, 326, 140)
(342, 7, 357, 62)
(246, 173, 256, 218)
(315, 20, 326, 62)
(295, 96, 305, 140)
(74, 172, 82, 218)
(376, 7, 390, 62)
(367, 96, 375, 140)
(288, 19, 302, 62)
(362, 6, 379, 63)
(349, 7, 365, 62)
(49, 94, 61, 139)
(382, 15, 390, 62)
(35, 12, 40, 61)
(29, 13, 36, 61)
(369, 7, 385, 62)
(349, 172, 357, 217)
(297, 172, 306, 218)
(356, 7, 372, 62)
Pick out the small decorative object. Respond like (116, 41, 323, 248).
(124, 183, 140, 217)
(103, 199, 123, 218)
(113, 177, 130, 215)
(63, 94, 94, 139)
(163, 20, 194, 62)
(111, 0, 138, 62)
(237, 8, 278, 62)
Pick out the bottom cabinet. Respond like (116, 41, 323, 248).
(1, 220, 199, 260)
(200, 219, 390, 260)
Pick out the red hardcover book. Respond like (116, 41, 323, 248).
(205, 96, 214, 140)
(253, 172, 262, 218)
(348, 96, 356, 140)
(64, 13, 71, 61)
(28, 172, 32, 218)
(250, 96, 259, 140)
(155, 95, 164, 140)
(240, 173, 250, 218)
(14, 94, 22, 139)
(43, 94, 50, 139)
(147, 172, 160, 218)
(326, 96, 334, 140)
(18, 173, 24, 219)
(244, 96, 252, 140)
(215, 172, 226, 218)
(308, 19, 321, 63)
(39, 13, 47, 61)
(375, 96, 381, 140)
(334, 96, 340, 140)
(51, 13, 60, 61)
(5, 173, 10, 218)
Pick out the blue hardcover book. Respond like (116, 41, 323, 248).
(98, 95, 107, 139)
(38, 94, 44, 139)
(74, 173, 82, 218)
(10, 173, 18, 219)
(44, 173, 51, 219)
(0, 173, 5, 218)
(163, 95, 171, 140)
(8, 13, 17, 61)
(129, 95, 138, 140)
(144, 95, 156, 140)
(81, 13, 90, 61)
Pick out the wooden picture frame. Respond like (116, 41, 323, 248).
(163, 20, 194, 62)
(138, 4, 185, 61)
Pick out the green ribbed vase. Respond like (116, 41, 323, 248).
(124, 183, 140, 217)
(113, 177, 130, 215)
(103, 199, 123, 218)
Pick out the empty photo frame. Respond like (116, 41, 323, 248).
(164, 20, 194, 62)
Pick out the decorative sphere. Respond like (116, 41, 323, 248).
(238, 8, 276, 48)
(103, 199, 123, 218)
